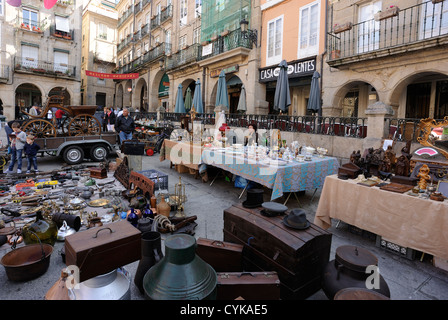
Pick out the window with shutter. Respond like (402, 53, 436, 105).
(298, 0, 319, 59)
(266, 15, 283, 66)
(54, 51, 68, 73)
(21, 45, 38, 69)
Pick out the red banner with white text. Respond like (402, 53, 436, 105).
(86, 70, 139, 80)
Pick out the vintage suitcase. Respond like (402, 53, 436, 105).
(64, 220, 141, 282)
(216, 271, 280, 300)
(121, 140, 145, 155)
(223, 204, 332, 300)
(196, 238, 244, 272)
(89, 167, 107, 179)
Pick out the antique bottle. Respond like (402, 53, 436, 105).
(142, 204, 154, 219)
(23, 211, 58, 246)
(126, 207, 139, 227)
(156, 196, 171, 218)
(134, 231, 164, 295)
(150, 194, 157, 208)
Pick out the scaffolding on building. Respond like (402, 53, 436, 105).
(201, 0, 251, 42)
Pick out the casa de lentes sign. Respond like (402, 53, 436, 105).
(259, 57, 316, 83)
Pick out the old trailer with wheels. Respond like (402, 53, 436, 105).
(34, 132, 120, 165)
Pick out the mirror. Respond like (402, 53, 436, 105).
(418, 117, 448, 160)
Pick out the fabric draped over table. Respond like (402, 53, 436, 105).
(160, 139, 340, 201)
(314, 175, 448, 260)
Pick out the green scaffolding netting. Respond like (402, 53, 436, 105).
(201, 0, 251, 42)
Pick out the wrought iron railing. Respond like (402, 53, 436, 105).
(384, 117, 441, 142)
(165, 44, 201, 71)
(133, 112, 369, 139)
(199, 28, 254, 61)
(160, 5, 173, 24)
(328, 1, 448, 61)
(118, 6, 133, 28)
(118, 43, 171, 74)
(14, 56, 76, 78)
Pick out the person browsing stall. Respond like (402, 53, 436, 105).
(115, 108, 135, 143)
(5, 122, 27, 174)
(24, 135, 40, 173)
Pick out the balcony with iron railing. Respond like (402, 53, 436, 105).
(328, 1, 448, 67)
(165, 44, 201, 71)
(49, 25, 74, 41)
(199, 28, 255, 61)
(117, 43, 172, 74)
(14, 57, 76, 78)
(118, 6, 133, 28)
(160, 5, 173, 24)
(142, 0, 150, 9)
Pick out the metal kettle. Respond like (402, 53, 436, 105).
(57, 221, 76, 241)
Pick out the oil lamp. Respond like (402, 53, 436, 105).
(174, 176, 187, 218)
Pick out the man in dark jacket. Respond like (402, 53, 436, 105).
(115, 108, 135, 144)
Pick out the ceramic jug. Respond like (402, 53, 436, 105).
(156, 196, 171, 218)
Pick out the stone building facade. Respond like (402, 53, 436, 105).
(323, 0, 448, 122)
(0, 0, 82, 121)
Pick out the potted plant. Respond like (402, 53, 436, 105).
(330, 49, 341, 60)
(374, 5, 399, 21)
(333, 22, 352, 34)
(432, 0, 444, 3)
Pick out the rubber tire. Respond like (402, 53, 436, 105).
(90, 144, 109, 162)
(62, 146, 84, 165)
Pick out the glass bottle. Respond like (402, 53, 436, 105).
(23, 211, 58, 246)
(127, 207, 139, 227)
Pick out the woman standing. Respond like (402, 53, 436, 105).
(105, 107, 116, 132)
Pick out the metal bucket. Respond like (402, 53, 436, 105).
(68, 268, 131, 300)
(0, 235, 53, 282)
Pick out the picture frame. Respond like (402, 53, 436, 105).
(436, 180, 448, 198)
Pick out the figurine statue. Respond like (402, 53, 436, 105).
(417, 164, 431, 190)
(395, 155, 410, 176)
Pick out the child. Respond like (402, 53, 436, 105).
(5, 122, 27, 174)
(24, 135, 40, 173)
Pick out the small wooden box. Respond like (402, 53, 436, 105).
(65, 220, 141, 282)
(90, 167, 107, 179)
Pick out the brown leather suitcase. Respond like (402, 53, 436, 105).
(216, 271, 280, 300)
(64, 220, 141, 282)
(223, 204, 332, 300)
(196, 238, 244, 272)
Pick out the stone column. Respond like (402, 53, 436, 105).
(363, 101, 394, 151)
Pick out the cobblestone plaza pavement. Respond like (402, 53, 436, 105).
(0, 146, 447, 302)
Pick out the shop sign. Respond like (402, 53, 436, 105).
(86, 70, 139, 79)
(210, 65, 239, 78)
(258, 57, 316, 83)
(158, 73, 170, 97)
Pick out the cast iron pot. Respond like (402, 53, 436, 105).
(0, 232, 53, 282)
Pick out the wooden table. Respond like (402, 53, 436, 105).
(160, 139, 340, 200)
(314, 174, 448, 260)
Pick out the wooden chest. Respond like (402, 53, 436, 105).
(65, 220, 141, 282)
(223, 204, 332, 300)
(196, 238, 244, 272)
(216, 271, 280, 300)
(90, 167, 107, 179)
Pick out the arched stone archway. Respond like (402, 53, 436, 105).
(150, 70, 170, 112)
(49, 87, 71, 106)
(15, 83, 43, 118)
(134, 77, 148, 111)
(330, 80, 379, 118)
(388, 71, 448, 119)
(209, 74, 244, 113)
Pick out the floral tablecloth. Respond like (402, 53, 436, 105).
(160, 140, 340, 200)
